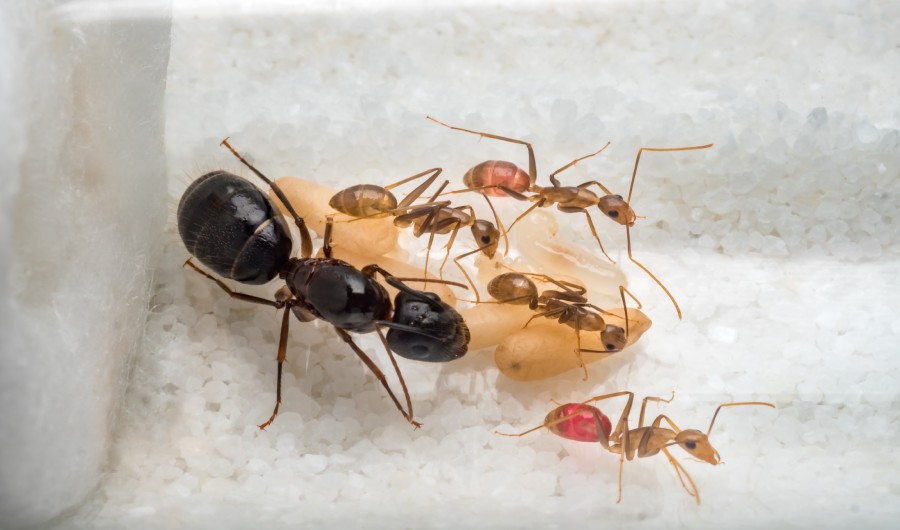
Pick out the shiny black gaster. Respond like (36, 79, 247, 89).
(177, 170, 291, 284)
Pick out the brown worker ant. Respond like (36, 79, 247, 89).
(497, 392, 775, 504)
(177, 138, 470, 430)
(428, 115, 713, 319)
(479, 271, 641, 380)
(328, 171, 506, 287)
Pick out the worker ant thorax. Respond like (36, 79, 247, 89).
(532, 185, 636, 227)
(532, 185, 599, 211)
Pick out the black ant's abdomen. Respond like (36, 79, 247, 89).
(177, 171, 292, 284)
(387, 291, 469, 362)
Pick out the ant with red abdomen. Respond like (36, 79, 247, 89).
(428, 115, 713, 320)
(497, 392, 775, 504)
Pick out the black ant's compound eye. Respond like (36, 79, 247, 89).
(684, 440, 697, 450)
(607, 210, 619, 218)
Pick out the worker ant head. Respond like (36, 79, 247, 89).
(470, 219, 500, 259)
(677, 401, 777, 466)
(600, 325, 627, 352)
(674, 429, 721, 465)
(597, 194, 636, 227)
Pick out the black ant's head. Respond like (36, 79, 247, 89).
(674, 429, 720, 465)
(600, 325, 627, 352)
(597, 194, 636, 227)
(471, 219, 500, 259)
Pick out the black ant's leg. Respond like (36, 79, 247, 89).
(258, 306, 292, 430)
(220, 138, 313, 258)
(184, 259, 283, 308)
(334, 327, 421, 428)
(360, 264, 468, 311)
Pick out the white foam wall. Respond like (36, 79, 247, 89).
(21, 0, 900, 528)
(0, 1, 171, 527)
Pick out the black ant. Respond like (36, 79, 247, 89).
(177, 138, 470, 429)
(480, 271, 640, 380)
(498, 392, 775, 504)
(428, 116, 713, 319)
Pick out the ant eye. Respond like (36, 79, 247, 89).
(684, 440, 697, 450)
(608, 211, 619, 218)
(481, 235, 491, 244)
(605, 343, 616, 351)
(615, 194, 623, 200)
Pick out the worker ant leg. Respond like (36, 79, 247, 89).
(661, 447, 700, 504)
(626, 144, 713, 202)
(504, 199, 544, 251)
(637, 391, 676, 428)
(427, 116, 538, 186)
(556, 206, 615, 264)
(522, 273, 587, 297)
(522, 305, 567, 329)
(546, 142, 611, 187)
(616, 416, 632, 503)
(452, 245, 487, 302)
(574, 330, 589, 381)
(388, 168, 444, 208)
(626, 226, 681, 319)
(580, 391, 636, 440)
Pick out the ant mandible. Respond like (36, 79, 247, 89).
(177, 138, 470, 430)
(428, 116, 713, 319)
(497, 392, 775, 504)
